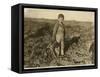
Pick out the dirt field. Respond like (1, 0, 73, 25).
(24, 18, 95, 68)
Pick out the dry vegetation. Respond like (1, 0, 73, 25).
(24, 18, 95, 68)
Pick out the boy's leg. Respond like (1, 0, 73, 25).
(55, 35, 61, 56)
(61, 38, 64, 56)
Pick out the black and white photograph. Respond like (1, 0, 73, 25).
(24, 7, 96, 69)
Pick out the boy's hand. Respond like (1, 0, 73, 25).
(51, 37, 55, 43)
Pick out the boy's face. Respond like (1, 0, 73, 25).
(58, 17, 64, 23)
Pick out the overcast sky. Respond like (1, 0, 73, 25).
(24, 8, 94, 22)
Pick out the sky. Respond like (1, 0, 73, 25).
(24, 8, 95, 22)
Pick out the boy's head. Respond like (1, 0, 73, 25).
(58, 14, 64, 22)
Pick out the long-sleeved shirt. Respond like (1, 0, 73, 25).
(52, 21, 65, 42)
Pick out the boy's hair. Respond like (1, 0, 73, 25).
(58, 14, 64, 19)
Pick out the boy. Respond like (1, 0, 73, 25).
(52, 14, 65, 57)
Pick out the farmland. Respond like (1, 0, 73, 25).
(24, 18, 94, 68)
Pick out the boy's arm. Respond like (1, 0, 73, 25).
(52, 23, 59, 42)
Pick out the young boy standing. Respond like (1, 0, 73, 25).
(52, 14, 65, 57)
